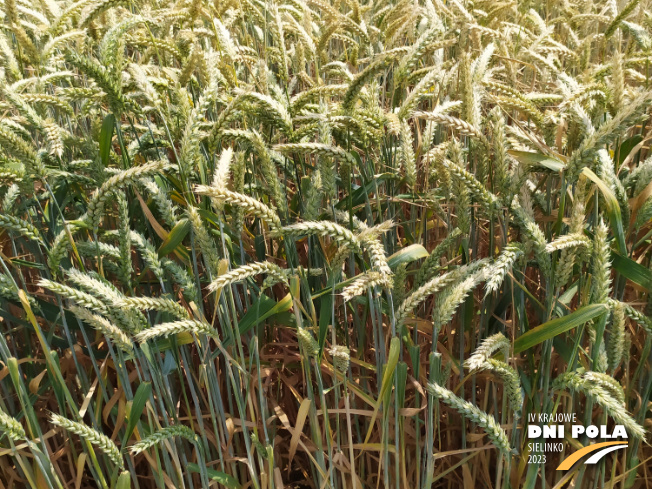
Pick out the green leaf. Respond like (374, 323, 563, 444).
(363, 336, 401, 443)
(611, 251, 652, 291)
(158, 218, 190, 257)
(514, 304, 608, 354)
(582, 167, 627, 255)
(99, 113, 115, 169)
(387, 244, 428, 269)
(187, 464, 241, 489)
(224, 293, 293, 347)
(123, 382, 152, 444)
(617, 134, 642, 166)
(508, 150, 566, 172)
(115, 471, 131, 489)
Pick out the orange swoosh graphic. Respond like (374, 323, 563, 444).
(556, 442, 628, 470)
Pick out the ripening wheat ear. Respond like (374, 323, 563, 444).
(342, 272, 391, 301)
(121, 297, 189, 320)
(130, 425, 198, 454)
(207, 261, 287, 293)
(608, 298, 652, 336)
(135, 319, 219, 343)
(484, 359, 524, 417)
(86, 161, 166, 230)
(275, 221, 362, 252)
(552, 372, 645, 439)
(485, 244, 523, 296)
(466, 333, 511, 371)
(426, 381, 511, 455)
(195, 185, 282, 232)
(39, 279, 111, 315)
(69, 306, 133, 353)
(211, 148, 234, 189)
(607, 301, 626, 371)
(511, 196, 552, 281)
(397, 260, 489, 325)
(591, 219, 611, 305)
(50, 414, 124, 468)
(187, 206, 221, 278)
(0, 214, 44, 244)
(414, 228, 462, 287)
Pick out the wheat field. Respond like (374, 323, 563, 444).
(0, 0, 651, 487)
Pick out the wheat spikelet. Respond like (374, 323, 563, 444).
(582, 371, 626, 404)
(233, 89, 293, 134)
(128, 231, 165, 280)
(39, 279, 110, 315)
(442, 159, 500, 213)
(64, 51, 124, 115)
(50, 413, 123, 467)
(64, 269, 145, 333)
(141, 178, 177, 227)
(605, 0, 641, 38)
(566, 91, 651, 179)
(115, 192, 132, 288)
(0, 123, 38, 166)
(303, 170, 323, 221)
(609, 299, 652, 336)
(157, 261, 194, 302)
(343, 57, 394, 110)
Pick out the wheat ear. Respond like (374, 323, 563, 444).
(50, 413, 123, 468)
(135, 320, 219, 343)
(69, 306, 133, 353)
(552, 372, 645, 439)
(0, 409, 26, 441)
(207, 262, 286, 293)
(426, 382, 511, 455)
(130, 425, 198, 454)
(195, 185, 282, 232)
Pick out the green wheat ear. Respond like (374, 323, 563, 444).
(130, 425, 198, 454)
(50, 414, 124, 468)
(0, 409, 26, 441)
(426, 381, 512, 455)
